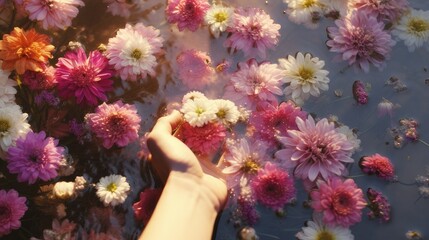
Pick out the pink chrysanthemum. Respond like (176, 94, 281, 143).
(326, 10, 394, 72)
(133, 188, 162, 225)
(275, 116, 354, 182)
(311, 177, 367, 227)
(224, 7, 281, 58)
(56, 47, 114, 106)
(359, 153, 395, 180)
(7, 131, 64, 184)
(165, 0, 210, 32)
(251, 162, 295, 210)
(0, 189, 27, 237)
(85, 100, 141, 149)
(349, 0, 408, 23)
(24, 0, 84, 30)
(176, 49, 215, 89)
(249, 101, 307, 147)
(177, 121, 226, 155)
(21, 66, 56, 90)
(106, 23, 164, 81)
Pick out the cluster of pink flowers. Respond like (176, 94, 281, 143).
(359, 154, 395, 180)
(366, 188, 391, 222)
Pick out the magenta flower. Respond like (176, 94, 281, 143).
(85, 101, 141, 149)
(366, 188, 391, 222)
(359, 154, 395, 180)
(352, 80, 368, 104)
(276, 116, 354, 182)
(176, 49, 215, 89)
(251, 162, 295, 210)
(236, 194, 259, 226)
(133, 188, 162, 225)
(0, 189, 27, 237)
(224, 7, 280, 58)
(7, 131, 64, 184)
(56, 47, 114, 106)
(22, 66, 56, 90)
(311, 177, 367, 227)
(327, 10, 394, 72)
(165, 0, 210, 32)
(349, 0, 409, 23)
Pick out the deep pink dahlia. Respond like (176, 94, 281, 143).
(133, 188, 162, 225)
(165, 0, 210, 32)
(85, 100, 141, 149)
(251, 162, 295, 210)
(24, 0, 84, 30)
(224, 7, 281, 58)
(22, 66, 56, 90)
(0, 189, 27, 237)
(177, 121, 226, 155)
(326, 10, 394, 72)
(7, 131, 64, 184)
(176, 49, 215, 89)
(56, 47, 114, 106)
(249, 101, 307, 147)
(349, 0, 409, 23)
(311, 177, 367, 227)
(275, 116, 354, 182)
(359, 153, 395, 180)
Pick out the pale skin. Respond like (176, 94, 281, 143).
(139, 110, 228, 240)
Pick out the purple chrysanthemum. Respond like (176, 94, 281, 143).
(349, 0, 409, 23)
(7, 131, 64, 184)
(165, 0, 210, 32)
(367, 188, 391, 222)
(326, 10, 395, 72)
(56, 47, 114, 106)
(0, 189, 27, 237)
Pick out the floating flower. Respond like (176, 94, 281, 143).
(335, 125, 361, 153)
(176, 49, 215, 89)
(279, 52, 330, 106)
(24, 0, 84, 30)
(366, 188, 391, 222)
(0, 27, 54, 74)
(377, 98, 397, 117)
(7, 131, 64, 184)
(56, 47, 114, 106)
(180, 97, 217, 127)
(85, 100, 141, 149)
(359, 154, 395, 180)
(204, 5, 234, 38)
(103, 0, 133, 18)
(276, 116, 354, 182)
(327, 10, 394, 72)
(165, 0, 210, 32)
(224, 7, 281, 58)
(392, 9, 429, 52)
(348, 0, 408, 23)
(52, 181, 76, 200)
(251, 162, 295, 210)
(406, 230, 423, 240)
(283, 0, 324, 29)
(0, 104, 30, 151)
(238, 227, 259, 240)
(182, 91, 208, 103)
(296, 214, 354, 240)
(0, 189, 27, 237)
(96, 174, 130, 207)
(177, 121, 226, 155)
(21, 66, 56, 91)
(352, 80, 369, 104)
(106, 23, 164, 81)
(0, 69, 16, 106)
(133, 188, 162, 224)
(319, 0, 348, 19)
(213, 99, 240, 126)
(41, 218, 76, 240)
(234, 186, 259, 226)
(311, 177, 366, 227)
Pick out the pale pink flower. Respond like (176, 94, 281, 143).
(349, 0, 409, 23)
(0, 189, 27, 237)
(311, 177, 367, 227)
(176, 49, 215, 89)
(103, 0, 133, 18)
(41, 219, 76, 240)
(165, 0, 210, 32)
(133, 188, 162, 225)
(224, 7, 281, 58)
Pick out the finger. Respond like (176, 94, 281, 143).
(151, 110, 183, 135)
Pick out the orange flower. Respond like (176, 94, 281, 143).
(0, 27, 54, 74)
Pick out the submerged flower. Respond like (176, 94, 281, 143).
(166, 0, 210, 32)
(377, 98, 396, 117)
(0, 104, 30, 151)
(392, 9, 429, 52)
(224, 7, 281, 58)
(21, 66, 56, 90)
(296, 214, 354, 240)
(96, 174, 130, 206)
(0, 27, 54, 74)
(7, 131, 64, 184)
(335, 125, 361, 153)
(56, 47, 114, 106)
(366, 188, 391, 222)
(204, 5, 234, 38)
(177, 121, 226, 155)
(284, 0, 324, 29)
(311, 177, 366, 227)
(359, 153, 395, 180)
(24, 0, 84, 30)
(176, 49, 215, 89)
(41, 218, 76, 240)
(348, 0, 408, 23)
(327, 10, 394, 72)
(0, 189, 27, 237)
(352, 80, 368, 104)
(405, 230, 423, 240)
(0, 69, 16, 106)
(279, 52, 330, 106)
(85, 101, 141, 149)
(276, 116, 354, 182)
(133, 188, 162, 224)
(319, 0, 348, 19)
(106, 23, 164, 81)
(103, 0, 133, 18)
(251, 162, 295, 210)
(180, 98, 217, 127)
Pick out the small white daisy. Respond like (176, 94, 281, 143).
(336, 125, 361, 154)
(96, 174, 130, 207)
(180, 98, 217, 127)
(0, 103, 31, 151)
(284, 0, 324, 29)
(213, 99, 240, 126)
(204, 5, 234, 38)
(0, 69, 17, 106)
(296, 214, 354, 240)
(392, 9, 429, 52)
(182, 91, 208, 103)
(279, 52, 329, 106)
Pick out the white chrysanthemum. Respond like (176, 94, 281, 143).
(204, 5, 234, 38)
(336, 125, 361, 153)
(279, 52, 329, 106)
(392, 9, 429, 52)
(0, 104, 30, 151)
(213, 99, 240, 125)
(296, 214, 354, 240)
(0, 69, 16, 106)
(96, 174, 130, 207)
(180, 98, 217, 127)
(182, 91, 208, 103)
(284, 0, 324, 29)
(319, 0, 348, 18)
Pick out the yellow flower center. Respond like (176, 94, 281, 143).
(316, 231, 335, 240)
(195, 107, 204, 115)
(298, 67, 314, 82)
(0, 119, 10, 134)
(216, 109, 227, 119)
(214, 12, 228, 23)
(241, 157, 260, 174)
(408, 18, 429, 34)
(301, 0, 317, 8)
(106, 183, 117, 192)
(131, 49, 143, 60)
